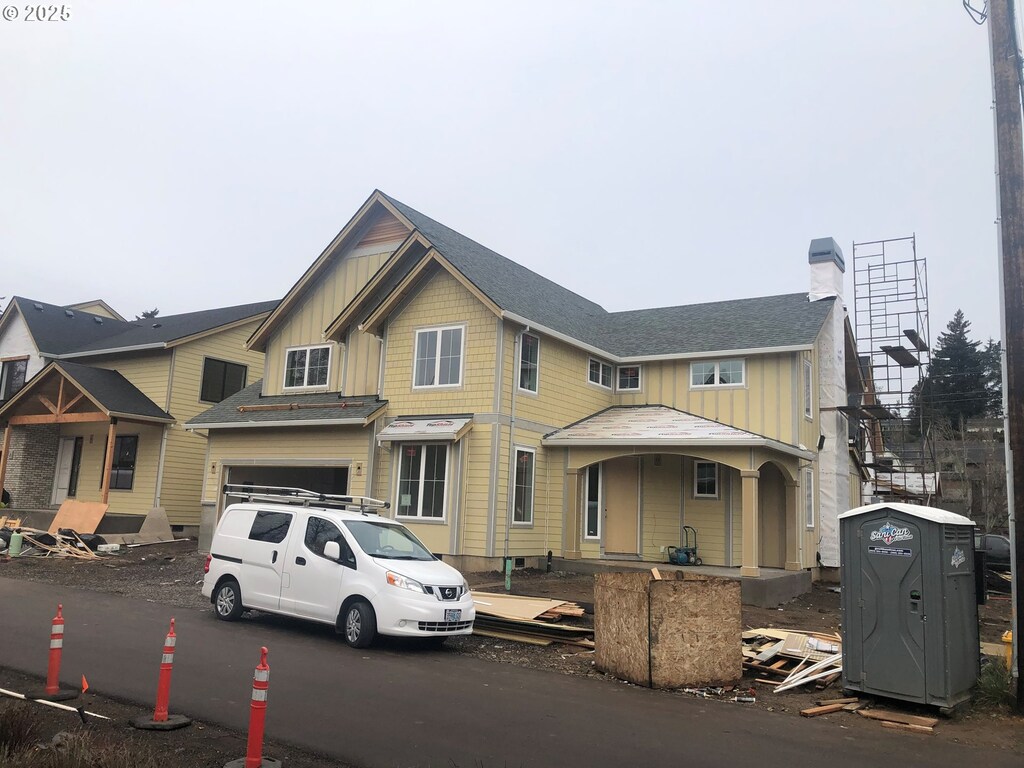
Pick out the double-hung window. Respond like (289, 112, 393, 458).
(803, 358, 813, 418)
(414, 326, 463, 388)
(0, 358, 28, 401)
(588, 359, 612, 389)
(513, 448, 535, 524)
(616, 365, 641, 391)
(519, 333, 539, 393)
(397, 444, 448, 519)
(694, 461, 718, 498)
(284, 345, 330, 389)
(200, 357, 247, 403)
(101, 435, 138, 491)
(690, 359, 745, 387)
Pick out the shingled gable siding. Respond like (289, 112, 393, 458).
(159, 320, 267, 527)
(263, 235, 401, 397)
(4, 425, 59, 508)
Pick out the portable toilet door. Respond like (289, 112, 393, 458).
(839, 502, 978, 710)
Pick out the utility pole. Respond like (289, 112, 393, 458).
(988, 0, 1024, 711)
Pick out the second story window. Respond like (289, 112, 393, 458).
(803, 358, 813, 418)
(284, 345, 330, 389)
(588, 358, 612, 389)
(690, 359, 745, 388)
(519, 333, 539, 393)
(0, 357, 28, 400)
(617, 365, 642, 391)
(201, 358, 247, 403)
(414, 326, 463, 388)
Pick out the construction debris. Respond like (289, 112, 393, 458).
(3, 526, 105, 560)
(742, 628, 843, 692)
(471, 591, 593, 647)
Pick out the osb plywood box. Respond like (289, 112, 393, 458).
(594, 571, 741, 689)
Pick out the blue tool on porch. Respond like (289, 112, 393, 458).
(667, 526, 702, 566)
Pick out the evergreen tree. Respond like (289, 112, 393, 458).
(908, 310, 990, 433)
(982, 339, 1004, 417)
(135, 308, 159, 320)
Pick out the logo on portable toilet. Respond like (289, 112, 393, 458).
(870, 522, 913, 546)
(951, 547, 966, 569)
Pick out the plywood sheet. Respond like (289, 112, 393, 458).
(47, 500, 108, 534)
(471, 592, 569, 621)
(595, 572, 656, 686)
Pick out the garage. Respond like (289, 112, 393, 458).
(225, 464, 349, 497)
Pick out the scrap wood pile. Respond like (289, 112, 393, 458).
(742, 627, 842, 692)
(472, 592, 594, 648)
(0, 526, 105, 559)
(800, 697, 940, 733)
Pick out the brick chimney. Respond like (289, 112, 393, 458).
(808, 237, 845, 301)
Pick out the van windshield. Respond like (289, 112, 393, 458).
(343, 520, 436, 561)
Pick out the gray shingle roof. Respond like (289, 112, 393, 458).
(8, 297, 279, 357)
(380, 194, 834, 357)
(186, 380, 386, 428)
(55, 361, 174, 421)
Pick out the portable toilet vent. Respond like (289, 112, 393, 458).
(839, 502, 978, 712)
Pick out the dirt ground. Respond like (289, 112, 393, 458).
(1, 542, 1021, 761)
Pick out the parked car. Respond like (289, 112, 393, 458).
(202, 485, 475, 647)
(975, 532, 1011, 571)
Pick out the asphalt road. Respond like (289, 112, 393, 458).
(0, 577, 1016, 768)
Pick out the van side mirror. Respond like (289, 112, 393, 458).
(323, 541, 341, 561)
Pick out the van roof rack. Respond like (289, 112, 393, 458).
(222, 484, 390, 515)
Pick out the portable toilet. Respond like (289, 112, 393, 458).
(839, 502, 978, 712)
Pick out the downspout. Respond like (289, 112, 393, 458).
(504, 325, 528, 589)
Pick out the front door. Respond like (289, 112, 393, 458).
(51, 437, 78, 505)
(858, 517, 926, 700)
(604, 457, 639, 556)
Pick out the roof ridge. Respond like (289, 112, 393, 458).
(607, 291, 821, 317)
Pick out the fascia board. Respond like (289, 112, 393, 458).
(53, 343, 167, 359)
(540, 436, 814, 460)
(184, 417, 371, 430)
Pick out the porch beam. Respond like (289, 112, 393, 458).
(785, 480, 801, 571)
(8, 412, 109, 425)
(57, 378, 65, 413)
(59, 392, 84, 414)
(36, 394, 59, 415)
(0, 423, 11, 502)
(740, 469, 760, 577)
(100, 419, 117, 504)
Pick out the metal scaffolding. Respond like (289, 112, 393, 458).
(851, 235, 936, 504)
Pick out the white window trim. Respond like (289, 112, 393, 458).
(282, 344, 332, 390)
(689, 358, 746, 389)
(804, 467, 815, 528)
(803, 358, 813, 419)
(583, 464, 602, 540)
(587, 358, 613, 390)
(512, 446, 536, 527)
(518, 333, 540, 394)
(693, 460, 719, 499)
(615, 364, 643, 392)
(395, 442, 450, 522)
(412, 324, 466, 390)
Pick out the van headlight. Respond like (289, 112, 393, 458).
(386, 571, 425, 593)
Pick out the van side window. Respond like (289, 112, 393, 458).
(305, 516, 356, 567)
(248, 511, 292, 544)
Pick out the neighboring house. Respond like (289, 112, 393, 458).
(188, 190, 861, 585)
(0, 298, 278, 531)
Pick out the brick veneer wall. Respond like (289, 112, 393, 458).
(4, 425, 60, 509)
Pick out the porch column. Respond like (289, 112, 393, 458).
(563, 468, 582, 559)
(0, 423, 11, 501)
(740, 469, 760, 577)
(785, 480, 801, 571)
(100, 418, 117, 504)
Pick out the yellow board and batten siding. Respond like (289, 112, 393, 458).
(262, 217, 405, 397)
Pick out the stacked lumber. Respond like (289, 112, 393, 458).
(742, 628, 843, 691)
(859, 709, 938, 734)
(472, 591, 593, 647)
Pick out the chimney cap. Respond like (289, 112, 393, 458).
(808, 237, 845, 272)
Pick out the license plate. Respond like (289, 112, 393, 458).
(444, 609, 462, 622)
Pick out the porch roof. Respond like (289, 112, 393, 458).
(0, 361, 174, 425)
(185, 380, 387, 429)
(542, 405, 815, 459)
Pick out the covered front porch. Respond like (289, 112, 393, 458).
(543, 406, 818, 582)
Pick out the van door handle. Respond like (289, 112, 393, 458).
(296, 556, 306, 566)
(271, 550, 278, 564)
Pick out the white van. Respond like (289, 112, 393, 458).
(201, 485, 475, 647)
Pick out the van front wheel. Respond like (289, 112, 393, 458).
(343, 601, 376, 648)
(214, 579, 243, 621)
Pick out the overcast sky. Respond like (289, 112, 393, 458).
(0, 1, 1008, 349)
